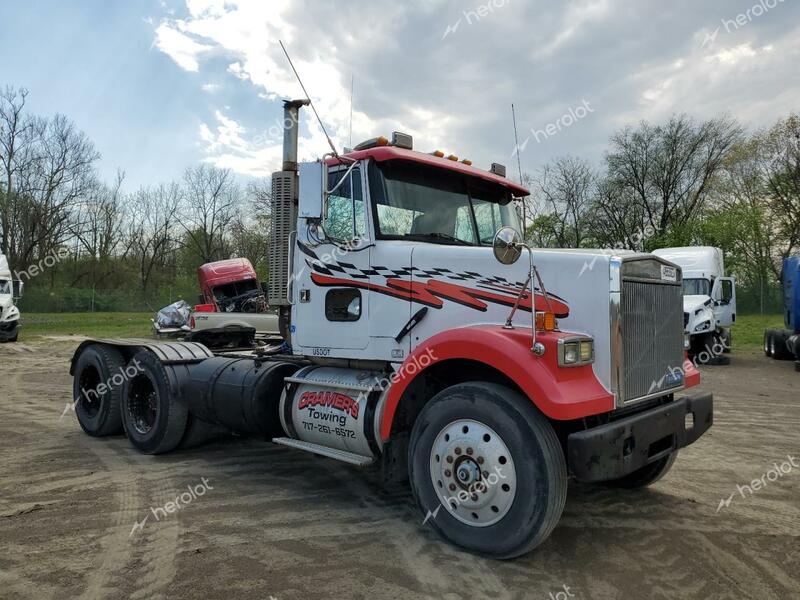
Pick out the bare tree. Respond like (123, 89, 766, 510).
(128, 183, 180, 294)
(601, 114, 742, 240)
(178, 164, 239, 263)
(0, 86, 99, 271)
(531, 156, 595, 248)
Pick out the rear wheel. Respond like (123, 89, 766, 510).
(121, 351, 188, 454)
(764, 330, 774, 358)
(409, 382, 567, 559)
(608, 452, 677, 488)
(769, 330, 792, 360)
(72, 345, 126, 436)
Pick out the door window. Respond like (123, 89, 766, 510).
(324, 167, 365, 241)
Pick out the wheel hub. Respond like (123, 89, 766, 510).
(429, 419, 517, 527)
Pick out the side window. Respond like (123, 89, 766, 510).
(721, 279, 733, 304)
(472, 200, 502, 244)
(324, 167, 365, 240)
(455, 206, 474, 241)
(325, 289, 361, 321)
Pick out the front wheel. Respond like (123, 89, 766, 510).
(409, 382, 567, 559)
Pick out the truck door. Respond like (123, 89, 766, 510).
(712, 276, 736, 327)
(293, 164, 371, 352)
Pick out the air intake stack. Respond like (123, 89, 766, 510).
(268, 99, 309, 311)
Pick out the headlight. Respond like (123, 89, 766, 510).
(558, 337, 594, 367)
(694, 320, 711, 332)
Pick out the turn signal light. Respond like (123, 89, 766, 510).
(535, 311, 556, 331)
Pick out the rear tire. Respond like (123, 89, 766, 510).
(409, 382, 567, 559)
(121, 351, 188, 454)
(770, 330, 792, 360)
(72, 344, 126, 436)
(608, 452, 677, 488)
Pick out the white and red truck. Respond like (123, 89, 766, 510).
(68, 100, 712, 558)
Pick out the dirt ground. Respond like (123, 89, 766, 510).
(0, 340, 798, 600)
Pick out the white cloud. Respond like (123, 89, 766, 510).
(201, 82, 221, 93)
(153, 22, 213, 72)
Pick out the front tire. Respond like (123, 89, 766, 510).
(409, 382, 567, 559)
(121, 351, 188, 454)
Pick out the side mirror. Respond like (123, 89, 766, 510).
(298, 161, 325, 221)
(12, 280, 23, 299)
(493, 227, 523, 265)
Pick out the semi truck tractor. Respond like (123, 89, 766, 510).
(764, 255, 800, 369)
(652, 246, 736, 362)
(68, 100, 713, 558)
(0, 254, 22, 342)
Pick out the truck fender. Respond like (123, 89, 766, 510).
(379, 325, 615, 441)
(69, 338, 214, 375)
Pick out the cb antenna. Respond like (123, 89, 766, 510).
(511, 103, 524, 185)
(279, 40, 340, 157)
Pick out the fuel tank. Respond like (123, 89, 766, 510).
(280, 366, 387, 459)
(182, 357, 300, 437)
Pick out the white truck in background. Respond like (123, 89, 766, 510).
(0, 254, 23, 343)
(652, 246, 735, 363)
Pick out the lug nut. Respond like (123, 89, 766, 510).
(483, 470, 489, 478)
(466, 447, 473, 455)
(471, 494, 478, 502)
(444, 469, 451, 477)
(454, 447, 462, 455)
(449, 483, 456, 491)
(446, 456, 454, 464)
(477, 457, 484, 465)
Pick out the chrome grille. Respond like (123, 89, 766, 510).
(621, 279, 685, 403)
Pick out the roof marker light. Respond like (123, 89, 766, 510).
(447, 154, 458, 161)
(431, 150, 445, 158)
(461, 159, 472, 166)
(391, 131, 413, 150)
(490, 163, 506, 177)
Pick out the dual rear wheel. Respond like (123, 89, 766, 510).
(72, 346, 204, 454)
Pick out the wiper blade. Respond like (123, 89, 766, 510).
(403, 232, 472, 245)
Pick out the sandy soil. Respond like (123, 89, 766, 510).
(0, 340, 798, 600)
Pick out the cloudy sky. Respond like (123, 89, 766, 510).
(1, 0, 798, 189)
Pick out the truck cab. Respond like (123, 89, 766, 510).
(68, 99, 714, 559)
(0, 255, 22, 343)
(653, 246, 736, 361)
(764, 255, 800, 365)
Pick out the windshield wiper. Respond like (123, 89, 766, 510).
(402, 232, 473, 245)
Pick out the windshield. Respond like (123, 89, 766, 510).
(683, 278, 711, 296)
(368, 160, 521, 245)
(0, 280, 10, 295)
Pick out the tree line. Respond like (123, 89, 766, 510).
(519, 112, 799, 312)
(2, 83, 797, 313)
(0, 86, 270, 311)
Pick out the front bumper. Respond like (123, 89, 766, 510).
(0, 319, 19, 341)
(566, 392, 713, 482)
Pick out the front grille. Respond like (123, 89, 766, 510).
(621, 280, 685, 403)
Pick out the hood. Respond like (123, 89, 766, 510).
(683, 294, 712, 314)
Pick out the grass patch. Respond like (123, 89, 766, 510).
(20, 312, 153, 341)
(733, 313, 784, 351)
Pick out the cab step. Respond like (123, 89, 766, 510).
(272, 437, 374, 467)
